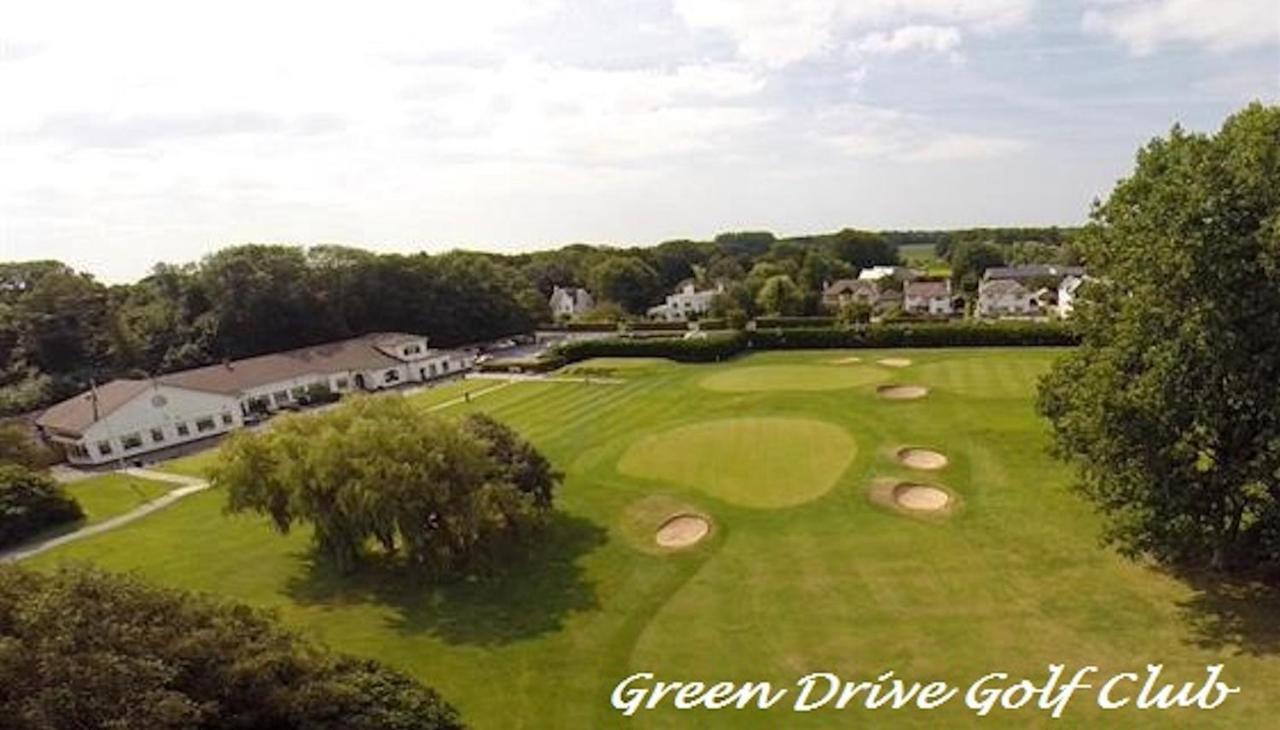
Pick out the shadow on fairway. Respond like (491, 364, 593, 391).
(1176, 571, 1280, 656)
(283, 512, 607, 646)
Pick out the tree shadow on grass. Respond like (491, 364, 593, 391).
(283, 512, 608, 646)
(1173, 569, 1280, 657)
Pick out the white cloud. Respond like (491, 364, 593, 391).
(674, 0, 1031, 65)
(1082, 0, 1280, 55)
(852, 25, 963, 54)
(815, 104, 1029, 161)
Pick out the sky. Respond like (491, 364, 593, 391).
(1, 1, 1277, 283)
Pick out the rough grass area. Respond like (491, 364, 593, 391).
(63, 473, 173, 524)
(28, 348, 1280, 728)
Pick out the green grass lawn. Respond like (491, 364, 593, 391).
(30, 349, 1280, 728)
(63, 473, 173, 524)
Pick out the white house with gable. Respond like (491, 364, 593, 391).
(647, 280, 723, 321)
(549, 286, 594, 318)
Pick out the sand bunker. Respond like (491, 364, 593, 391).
(896, 447, 948, 470)
(877, 384, 928, 400)
(893, 484, 950, 512)
(877, 357, 912, 368)
(655, 513, 711, 548)
(829, 356, 863, 364)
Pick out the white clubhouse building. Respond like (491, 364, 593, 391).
(35, 332, 473, 466)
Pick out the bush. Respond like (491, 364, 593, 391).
(0, 565, 463, 730)
(0, 423, 57, 469)
(0, 465, 82, 547)
(625, 321, 689, 332)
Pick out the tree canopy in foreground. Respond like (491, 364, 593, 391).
(213, 397, 560, 574)
(1038, 102, 1280, 571)
(0, 565, 463, 730)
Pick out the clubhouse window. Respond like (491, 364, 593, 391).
(97, 440, 113, 456)
(67, 443, 89, 459)
(335, 377, 349, 390)
(273, 390, 289, 404)
(385, 369, 400, 383)
(150, 427, 165, 443)
(176, 422, 190, 437)
(121, 432, 143, 450)
(195, 417, 216, 433)
(221, 412, 233, 426)
(442, 361, 450, 372)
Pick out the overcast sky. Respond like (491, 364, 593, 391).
(1, 1, 1277, 282)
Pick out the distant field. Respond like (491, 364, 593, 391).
(32, 349, 1280, 728)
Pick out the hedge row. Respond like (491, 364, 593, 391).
(626, 321, 689, 332)
(746, 322, 1079, 349)
(554, 332, 748, 363)
(551, 322, 1076, 364)
(754, 316, 836, 328)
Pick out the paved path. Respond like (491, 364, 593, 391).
(1, 468, 211, 564)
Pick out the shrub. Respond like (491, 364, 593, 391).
(0, 565, 463, 730)
(754, 316, 837, 329)
(746, 322, 1078, 349)
(625, 321, 689, 332)
(0, 423, 57, 469)
(0, 465, 82, 547)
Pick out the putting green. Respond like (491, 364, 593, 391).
(700, 364, 887, 392)
(617, 417, 855, 508)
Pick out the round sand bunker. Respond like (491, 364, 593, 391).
(896, 447, 948, 470)
(877, 384, 928, 400)
(893, 484, 951, 512)
(655, 513, 711, 548)
(877, 357, 912, 368)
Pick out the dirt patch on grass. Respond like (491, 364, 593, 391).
(867, 478, 959, 520)
(877, 384, 928, 400)
(896, 447, 948, 470)
(877, 357, 912, 368)
(655, 513, 711, 548)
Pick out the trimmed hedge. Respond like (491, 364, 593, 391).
(747, 322, 1079, 349)
(542, 322, 619, 332)
(754, 316, 836, 329)
(626, 321, 690, 332)
(555, 332, 747, 363)
(552, 322, 1076, 365)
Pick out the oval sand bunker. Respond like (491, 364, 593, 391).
(893, 484, 950, 512)
(655, 514, 711, 548)
(896, 447, 948, 470)
(877, 357, 912, 368)
(877, 384, 928, 400)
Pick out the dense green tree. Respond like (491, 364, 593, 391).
(0, 424, 53, 469)
(948, 240, 1006, 292)
(214, 397, 558, 574)
(0, 464, 82, 547)
(828, 229, 898, 269)
(755, 275, 804, 316)
(1038, 103, 1280, 571)
(587, 257, 662, 314)
(0, 565, 462, 730)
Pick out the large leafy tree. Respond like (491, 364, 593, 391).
(214, 397, 559, 574)
(1038, 103, 1280, 570)
(0, 464, 82, 548)
(0, 565, 462, 730)
(587, 256, 661, 314)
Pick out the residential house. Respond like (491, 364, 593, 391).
(548, 286, 594, 318)
(903, 279, 953, 315)
(981, 265, 1085, 284)
(647, 280, 723, 321)
(976, 278, 1039, 317)
(821, 279, 878, 310)
(35, 332, 474, 466)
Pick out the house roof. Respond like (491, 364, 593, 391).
(161, 336, 405, 396)
(823, 279, 876, 296)
(980, 279, 1031, 296)
(905, 280, 949, 299)
(36, 379, 153, 436)
(983, 265, 1084, 282)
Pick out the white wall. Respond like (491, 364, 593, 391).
(66, 384, 241, 465)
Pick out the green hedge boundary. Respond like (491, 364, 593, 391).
(551, 322, 1076, 365)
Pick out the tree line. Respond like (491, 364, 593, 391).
(0, 226, 1077, 416)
